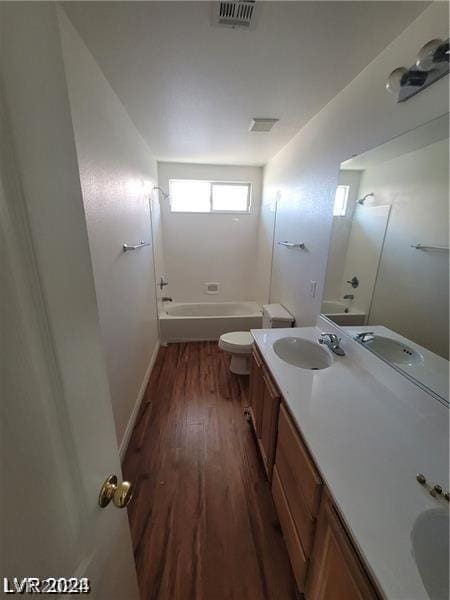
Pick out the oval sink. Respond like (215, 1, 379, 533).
(273, 337, 333, 370)
(361, 335, 424, 367)
(412, 509, 449, 600)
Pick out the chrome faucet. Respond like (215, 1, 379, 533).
(318, 333, 345, 356)
(343, 294, 354, 300)
(355, 331, 374, 343)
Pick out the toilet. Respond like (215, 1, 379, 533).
(218, 304, 294, 374)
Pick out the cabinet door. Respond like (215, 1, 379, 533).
(275, 405, 322, 557)
(259, 367, 281, 480)
(249, 348, 264, 436)
(306, 494, 378, 600)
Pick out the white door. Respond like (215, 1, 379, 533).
(0, 70, 140, 600)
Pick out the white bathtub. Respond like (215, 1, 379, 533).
(160, 301, 263, 343)
(321, 300, 366, 326)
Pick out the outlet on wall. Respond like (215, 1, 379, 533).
(309, 281, 318, 298)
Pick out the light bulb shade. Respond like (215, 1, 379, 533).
(386, 67, 408, 95)
(415, 39, 443, 71)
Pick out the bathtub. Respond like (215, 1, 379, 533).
(321, 300, 366, 326)
(159, 301, 263, 343)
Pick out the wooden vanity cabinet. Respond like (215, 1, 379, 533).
(272, 404, 322, 592)
(306, 491, 379, 600)
(249, 346, 281, 480)
(249, 347, 264, 436)
(249, 346, 380, 599)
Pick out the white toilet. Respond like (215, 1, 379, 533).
(218, 304, 294, 374)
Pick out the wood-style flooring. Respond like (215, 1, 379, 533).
(123, 342, 297, 600)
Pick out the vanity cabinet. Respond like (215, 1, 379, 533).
(272, 405, 322, 592)
(249, 346, 381, 599)
(274, 405, 379, 599)
(249, 347, 264, 436)
(249, 346, 281, 480)
(306, 491, 379, 600)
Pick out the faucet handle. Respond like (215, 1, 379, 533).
(320, 332, 339, 344)
(355, 331, 375, 342)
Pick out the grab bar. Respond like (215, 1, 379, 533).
(122, 240, 151, 253)
(278, 241, 306, 249)
(410, 243, 449, 251)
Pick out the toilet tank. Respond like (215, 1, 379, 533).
(262, 304, 294, 328)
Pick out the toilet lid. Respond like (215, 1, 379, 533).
(219, 331, 254, 352)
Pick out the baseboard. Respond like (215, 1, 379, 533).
(119, 340, 160, 461)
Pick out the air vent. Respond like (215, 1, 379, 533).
(249, 118, 279, 132)
(211, 1, 260, 30)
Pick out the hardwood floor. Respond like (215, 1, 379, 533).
(123, 342, 298, 600)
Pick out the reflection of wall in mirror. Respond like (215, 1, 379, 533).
(362, 138, 449, 359)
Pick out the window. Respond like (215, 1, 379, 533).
(333, 185, 349, 216)
(169, 180, 251, 213)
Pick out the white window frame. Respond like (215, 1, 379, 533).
(333, 185, 350, 217)
(168, 179, 252, 214)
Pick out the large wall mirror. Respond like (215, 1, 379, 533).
(322, 113, 449, 403)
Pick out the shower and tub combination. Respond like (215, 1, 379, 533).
(159, 301, 263, 343)
(159, 300, 294, 374)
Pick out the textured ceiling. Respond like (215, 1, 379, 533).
(64, 1, 429, 165)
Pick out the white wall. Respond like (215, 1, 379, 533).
(261, 2, 449, 326)
(157, 162, 263, 303)
(59, 10, 160, 447)
(362, 139, 449, 358)
(323, 170, 361, 302)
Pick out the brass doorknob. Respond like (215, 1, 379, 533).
(98, 475, 133, 509)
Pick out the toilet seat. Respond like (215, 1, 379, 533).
(219, 331, 254, 354)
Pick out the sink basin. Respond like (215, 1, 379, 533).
(358, 335, 424, 367)
(273, 337, 333, 370)
(411, 509, 449, 600)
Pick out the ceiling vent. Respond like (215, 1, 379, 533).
(211, 1, 260, 31)
(249, 118, 279, 132)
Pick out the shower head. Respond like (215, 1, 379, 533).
(153, 186, 170, 200)
(356, 192, 374, 205)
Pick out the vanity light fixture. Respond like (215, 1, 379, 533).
(386, 38, 449, 102)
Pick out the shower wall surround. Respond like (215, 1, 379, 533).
(157, 162, 263, 303)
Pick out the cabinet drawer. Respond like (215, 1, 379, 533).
(272, 466, 308, 592)
(276, 441, 317, 556)
(277, 405, 322, 517)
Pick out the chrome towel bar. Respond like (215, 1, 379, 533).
(411, 243, 449, 251)
(278, 241, 306, 249)
(122, 241, 151, 253)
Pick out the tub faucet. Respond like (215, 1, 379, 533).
(318, 333, 345, 356)
(343, 294, 354, 300)
(162, 297, 173, 302)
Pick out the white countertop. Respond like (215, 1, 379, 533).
(251, 317, 449, 600)
(343, 324, 449, 404)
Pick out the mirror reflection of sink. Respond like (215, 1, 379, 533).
(411, 509, 449, 600)
(358, 335, 424, 367)
(273, 337, 334, 370)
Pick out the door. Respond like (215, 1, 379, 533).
(0, 62, 139, 600)
(306, 493, 378, 600)
(249, 348, 264, 436)
(259, 368, 281, 480)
